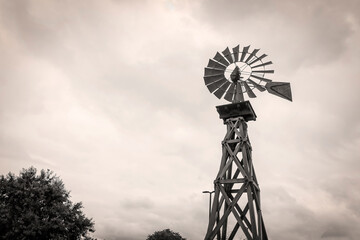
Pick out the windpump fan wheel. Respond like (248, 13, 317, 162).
(204, 45, 292, 102)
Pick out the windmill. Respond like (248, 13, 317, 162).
(203, 45, 292, 240)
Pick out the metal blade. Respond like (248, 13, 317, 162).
(213, 81, 231, 99)
(243, 82, 256, 98)
(204, 67, 224, 76)
(222, 47, 234, 64)
(207, 59, 226, 70)
(234, 82, 244, 102)
(252, 69, 274, 74)
(206, 78, 227, 93)
(204, 75, 224, 85)
(251, 61, 273, 69)
(265, 81, 292, 101)
(232, 45, 240, 62)
(244, 49, 260, 63)
(240, 46, 250, 62)
(224, 83, 236, 102)
(248, 54, 267, 66)
(213, 52, 230, 66)
(247, 79, 266, 92)
(250, 74, 272, 83)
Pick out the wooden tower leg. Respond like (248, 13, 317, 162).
(204, 116, 268, 240)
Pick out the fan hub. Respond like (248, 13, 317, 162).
(230, 66, 241, 83)
(226, 62, 252, 82)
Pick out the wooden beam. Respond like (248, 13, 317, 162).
(228, 223, 240, 240)
(218, 185, 252, 240)
(218, 179, 246, 184)
(225, 144, 248, 178)
(247, 187, 258, 239)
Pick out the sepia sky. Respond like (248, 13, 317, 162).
(1, 0, 360, 239)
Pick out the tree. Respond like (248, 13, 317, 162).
(0, 167, 96, 240)
(146, 229, 186, 240)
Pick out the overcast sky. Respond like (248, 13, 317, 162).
(1, 0, 360, 239)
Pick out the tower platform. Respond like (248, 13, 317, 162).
(216, 101, 257, 122)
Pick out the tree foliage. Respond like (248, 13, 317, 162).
(146, 229, 186, 240)
(0, 167, 96, 240)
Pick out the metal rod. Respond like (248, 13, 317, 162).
(203, 190, 215, 218)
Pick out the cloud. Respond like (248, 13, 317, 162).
(194, 0, 359, 69)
